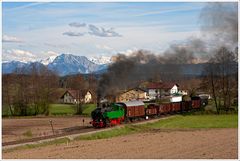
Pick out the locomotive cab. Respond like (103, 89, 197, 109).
(90, 103, 125, 128)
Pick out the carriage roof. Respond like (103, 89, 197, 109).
(119, 100, 145, 107)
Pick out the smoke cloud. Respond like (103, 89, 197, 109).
(98, 50, 184, 98)
(200, 2, 238, 50)
(97, 3, 238, 99)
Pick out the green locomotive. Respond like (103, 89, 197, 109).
(90, 103, 125, 128)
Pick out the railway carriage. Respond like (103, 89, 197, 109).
(90, 97, 206, 128)
(118, 100, 146, 122)
(145, 103, 159, 117)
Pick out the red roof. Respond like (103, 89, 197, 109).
(67, 90, 78, 98)
(147, 82, 178, 89)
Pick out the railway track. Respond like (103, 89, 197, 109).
(3, 114, 174, 149)
(2, 126, 95, 147)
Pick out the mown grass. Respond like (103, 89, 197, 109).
(75, 114, 238, 140)
(74, 125, 146, 140)
(3, 137, 70, 153)
(2, 103, 96, 117)
(82, 104, 96, 116)
(48, 103, 96, 116)
(49, 104, 76, 115)
(140, 114, 238, 129)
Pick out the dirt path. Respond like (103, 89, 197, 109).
(3, 128, 237, 159)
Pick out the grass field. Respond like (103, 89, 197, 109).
(82, 104, 96, 116)
(142, 114, 238, 129)
(3, 103, 96, 116)
(49, 104, 76, 115)
(75, 114, 238, 140)
(49, 103, 96, 116)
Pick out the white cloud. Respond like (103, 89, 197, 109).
(62, 31, 85, 37)
(5, 22, 200, 59)
(3, 35, 23, 43)
(69, 22, 86, 27)
(3, 49, 60, 63)
(88, 24, 121, 37)
(40, 51, 59, 58)
(118, 48, 139, 56)
(3, 49, 37, 63)
(96, 44, 113, 51)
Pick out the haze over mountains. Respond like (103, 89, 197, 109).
(2, 53, 206, 76)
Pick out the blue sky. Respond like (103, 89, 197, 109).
(2, 2, 206, 62)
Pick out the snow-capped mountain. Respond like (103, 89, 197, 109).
(40, 55, 58, 65)
(2, 53, 109, 76)
(47, 54, 104, 75)
(2, 61, 26, 74)
(2, 53, 208, 76)
(89, 55, 112, 65)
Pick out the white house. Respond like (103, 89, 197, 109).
(147, 82, 179, 100)
(84, 91, 92, 103)
(170, 85, 178, 94)
(60, 90, 93, 104)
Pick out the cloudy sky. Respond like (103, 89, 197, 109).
(3, 2, 206, 62)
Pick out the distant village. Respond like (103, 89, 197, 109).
(60, 81, 211, 105)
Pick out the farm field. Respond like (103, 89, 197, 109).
(2, 114, 238, 159)
(2, 103, 96, 116)
(2, 116, 91, 143)
(3, 128, 237, 159)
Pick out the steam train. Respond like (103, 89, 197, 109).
(90, 97, 207, 128)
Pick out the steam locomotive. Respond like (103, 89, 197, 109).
(90, 97, 207, 128)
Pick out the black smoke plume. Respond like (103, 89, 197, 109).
(200, 2, 238, 50)
(97, 2, 238, 99)
(97, 50, 185, 98)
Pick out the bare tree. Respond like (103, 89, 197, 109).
(13, 67, 30, 116)
(66, 75, 88, 114)
(2, 74, 14, 115)
(202, 47, 237, 113)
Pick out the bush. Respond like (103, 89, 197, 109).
(22, 130, 33, 137)
(182, 95, 191, 101)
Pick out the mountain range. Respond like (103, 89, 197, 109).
(2, 54, 109, 76)
(2, 53, 207, 76)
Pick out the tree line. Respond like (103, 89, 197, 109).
(201, 47, 238, 114)
(2, 46, 237, 116)
(2, 64, 98, 116)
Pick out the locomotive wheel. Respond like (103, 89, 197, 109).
(105, 118, 111, 127)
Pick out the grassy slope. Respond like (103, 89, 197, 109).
(142, 114, 238, 129)
(76, 114, 238, 140)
